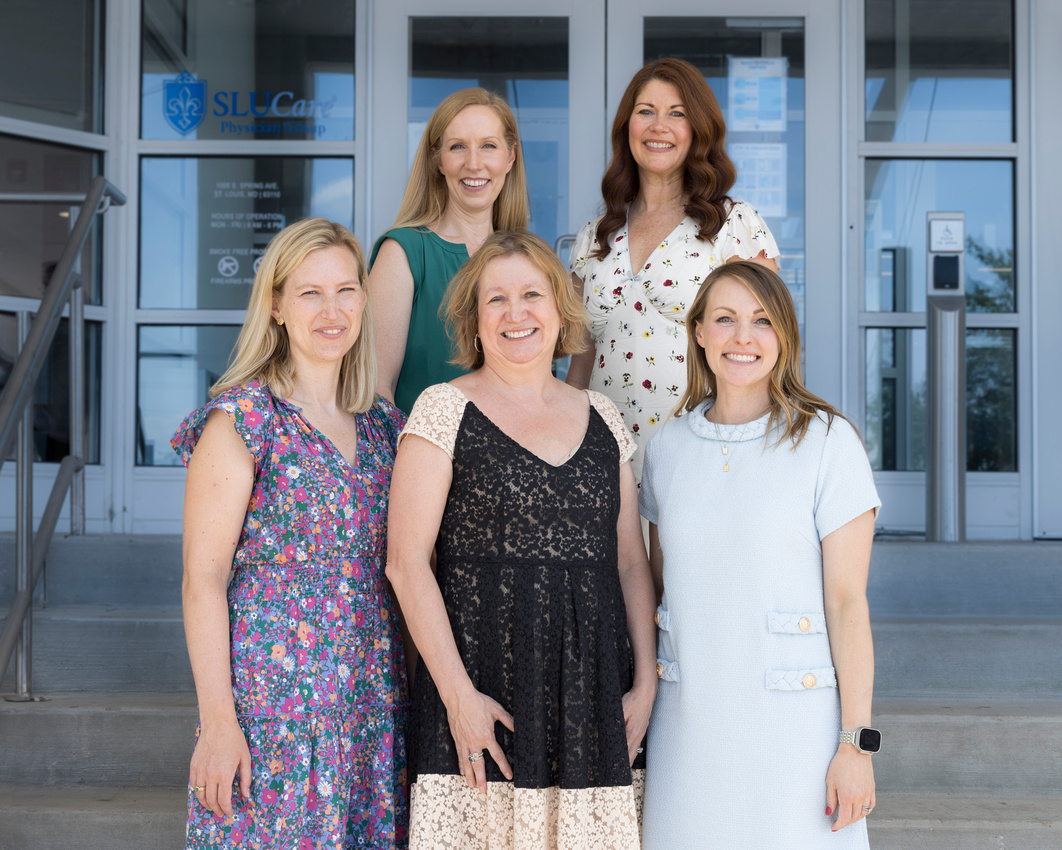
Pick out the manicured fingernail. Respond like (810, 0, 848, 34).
(825, 807, 832, 815)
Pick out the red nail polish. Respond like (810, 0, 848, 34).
(825, 806, 832, 815)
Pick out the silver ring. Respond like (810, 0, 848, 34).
(862, 806, 873, 812)
(467, 751, 483, 764)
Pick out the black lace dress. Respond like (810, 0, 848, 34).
(402, 383, 645, 849)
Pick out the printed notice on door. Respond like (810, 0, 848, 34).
(728, 57, 787, 133)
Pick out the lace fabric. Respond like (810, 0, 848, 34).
(406, 392, 644, 847)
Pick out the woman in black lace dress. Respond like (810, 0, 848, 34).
(386, 231, 657, 848)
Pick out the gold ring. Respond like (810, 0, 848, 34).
(193, 784, 205, 792)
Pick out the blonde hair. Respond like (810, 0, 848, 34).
(210, 218, 378, 413)
(391, 88, 529, 232)
(675, 261, 847, 448)
(442, 231, 589, 371)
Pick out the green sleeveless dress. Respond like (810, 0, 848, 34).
(369, 227, 469, 413)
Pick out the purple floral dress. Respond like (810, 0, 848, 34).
(172, 381, 408, 849)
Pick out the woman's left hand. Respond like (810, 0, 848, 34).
(621, 683, 655, 766)
(825, 745, 876, 832)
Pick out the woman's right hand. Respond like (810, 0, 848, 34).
(189, 716, 252, 817)
(446, 686, 515, 794)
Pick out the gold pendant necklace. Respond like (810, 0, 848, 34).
(711, 419, 747, 472)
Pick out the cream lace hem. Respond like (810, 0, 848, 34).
(409, 771, 645, 849)
(400, 383, 635, 466)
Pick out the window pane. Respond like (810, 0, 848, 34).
(865, 159, 1014, 313)
(410, 17, 569, 251)
(0, 0, 102, 133)
(141, 0, 354, 141)
(967, 328, 1016, 471)
(645, 17, 806, 338)
(139, 157, 353, 309)
(0, 135, 102, 304)
(865, 0, 1013, 143)
(0, 314, 102, 464)
(136, 325, 240, 466)
(865, 327, 927, 471)
(865, 326, 1017, 472)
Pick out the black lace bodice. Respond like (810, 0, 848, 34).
(409, 402, 644, 790)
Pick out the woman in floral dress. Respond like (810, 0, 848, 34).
(172, 218, 408, 848)
(567, 58, 779, 479)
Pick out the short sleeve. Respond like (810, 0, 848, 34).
(398, 383, 468, 460)
(715, 201, 781, 263)
(170, 381, 274, 471)
(813, 416, 882, 540)
(568, 217, 602, 278)
(638, 431, 661, 524)
(587, 390, 636, 465)
(369, 227, 427, 284)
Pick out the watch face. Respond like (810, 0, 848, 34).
(858, 727, 882, 753)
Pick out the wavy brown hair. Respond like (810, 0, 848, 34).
(592, 57, 735, 261)
(210, 218, 377, 413)
(442, 231, 589, 371)
(391, 88, 529, 233)
(675, 261, 849, 449)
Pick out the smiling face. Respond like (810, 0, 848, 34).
(437, 104, 516, 218)
(628, 78, 693, 182)
(476, 252, 562, 371)
(270, 244, 366, 369)
(694, 275, 780, 403)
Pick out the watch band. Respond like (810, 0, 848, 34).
(839, 730, 859, 747)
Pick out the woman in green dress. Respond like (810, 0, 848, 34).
(369, 88, 530, 413)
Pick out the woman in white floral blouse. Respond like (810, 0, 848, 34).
(567, 57, 780, 479)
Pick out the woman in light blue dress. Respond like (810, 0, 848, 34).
(639, 261, 880, 848)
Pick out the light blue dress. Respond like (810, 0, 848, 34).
(639, 400, 880, 848)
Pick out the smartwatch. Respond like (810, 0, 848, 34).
(839, 727, 881, 754)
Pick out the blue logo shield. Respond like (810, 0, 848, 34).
(164, 71, 206, 135)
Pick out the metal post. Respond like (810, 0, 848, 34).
(925, 212, 966, 542)
(14, 311, 34, 698)
(68, 205, 86, 535)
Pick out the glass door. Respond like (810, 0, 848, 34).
(603, 0, 843, 401)
(368, 0, 607, 254)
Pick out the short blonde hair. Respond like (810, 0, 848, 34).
(442, 231, 588, 370)
(392, 88, 529, 232)
(676, 261, 846, 448)
(211, 218, 377, 413)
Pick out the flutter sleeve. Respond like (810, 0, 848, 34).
(568, 217, 603, 279)
(170, 381, 274, 472)
(813, 416, 882, 540)
(587, 390, 636, 465)
(397, 383, 468, 461)
(715, 200, 781, 263)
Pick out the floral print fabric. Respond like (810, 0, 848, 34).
(171, 381, 409, 849)
(570, 201, 779, 479)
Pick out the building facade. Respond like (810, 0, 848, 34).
(1, 0, 1059, 539)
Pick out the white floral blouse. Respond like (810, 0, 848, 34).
(569, 200, 779, 480)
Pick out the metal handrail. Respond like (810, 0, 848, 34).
(0, 175, 126, 698)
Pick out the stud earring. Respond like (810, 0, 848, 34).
(275, 317, 284, 326)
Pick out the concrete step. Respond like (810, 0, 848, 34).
(867, 540, 1062, 617)
(874, 616, 1062, 699)
(0, 533, 183, 607)
(0, 692, 197, 788)
(0, 605, 192, 692)
(0, 785, 186, 850)
(866, 792, 1062, 849)
(873, 699, 1062, 793)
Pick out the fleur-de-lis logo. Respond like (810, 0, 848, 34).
(164, 71, 207, 135)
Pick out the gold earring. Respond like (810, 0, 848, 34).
(275, 317, 284, 326)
